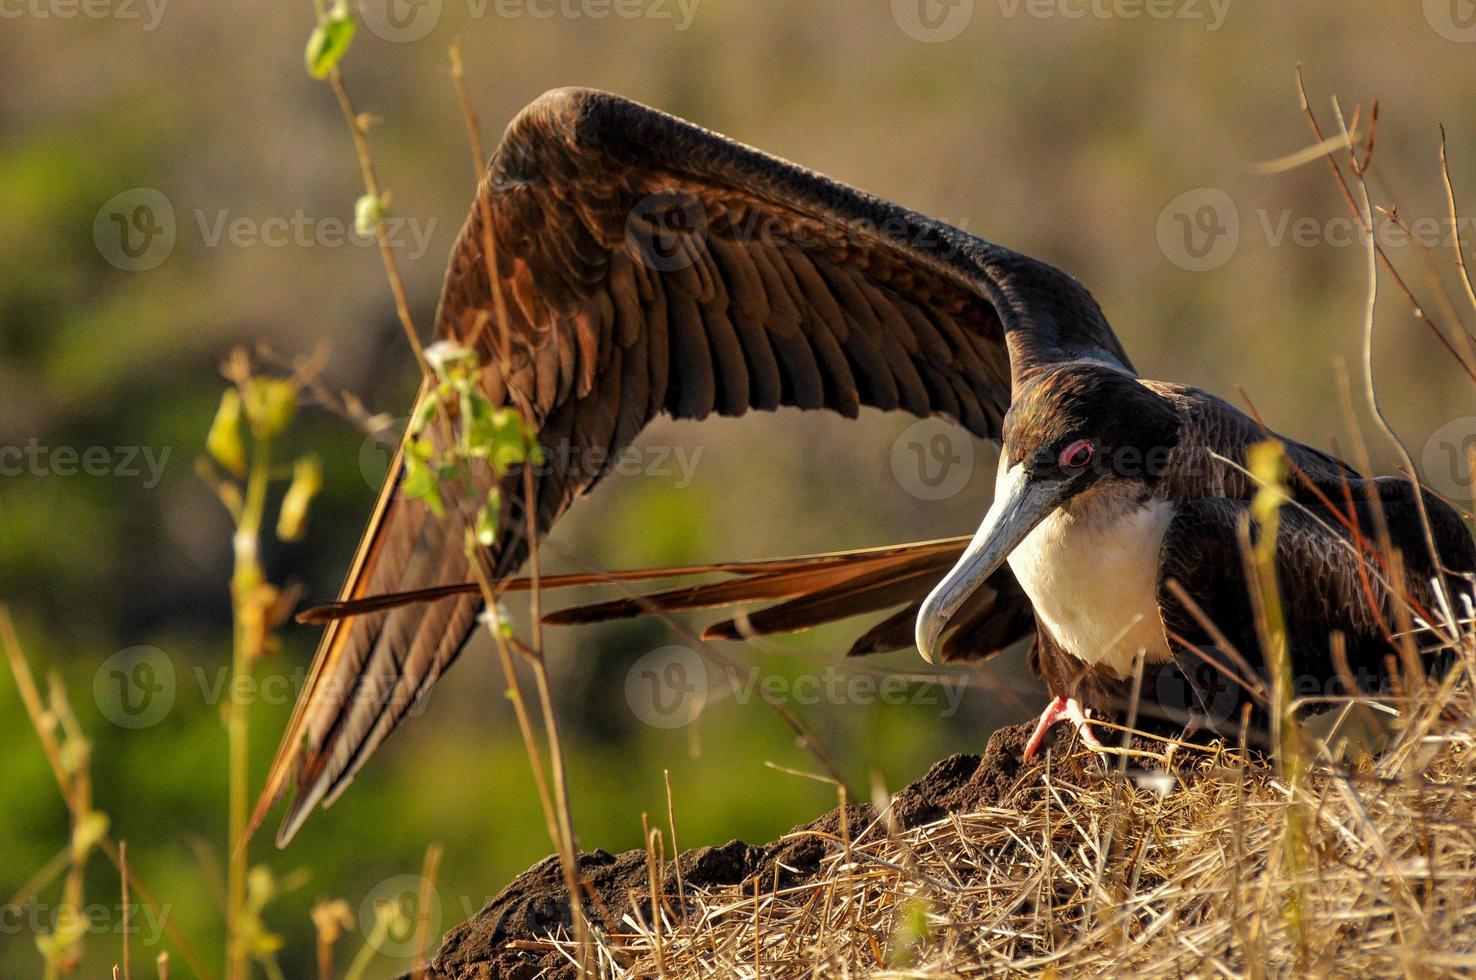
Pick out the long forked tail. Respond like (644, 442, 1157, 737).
(294, 532, 1034, 659)
(250, 478, 1039, 844)
(255, 520, 1031, 846)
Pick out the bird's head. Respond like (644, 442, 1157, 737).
(915, 364, 1180, 663)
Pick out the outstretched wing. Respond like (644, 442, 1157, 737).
(254, 88, 1129, 845)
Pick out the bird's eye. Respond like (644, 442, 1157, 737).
(1059, 439, 1094, 470)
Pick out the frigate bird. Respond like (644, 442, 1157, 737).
(253, 88, 1475, 845)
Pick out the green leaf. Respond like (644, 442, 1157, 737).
(1249, 439, 1289, 524)
(276, 454, 323, 542)
(306, 1, 356, 79)
(401, 456, 445, 518)
(72, 810, 110, 855)
(353, 192, 383, 237)
(474, 488, 501, 546)
(489, 408, 538, 473)
(206, 388, 248, 477)
(411, 394, 440, 435)
(243, 378, 297, 438)
(462, 390, 497, 458)
(247, 865, 278, 905)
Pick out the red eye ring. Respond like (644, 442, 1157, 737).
(1059, 438, 1094, 470)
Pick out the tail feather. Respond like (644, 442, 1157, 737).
(546, 538, 1034, 665)
(703, 560, 955, 640)
(296, 539, 973, 624)
(542, 553, 931, 626)
(254, 479, 1031, 849)
(845, 603, 923, 657)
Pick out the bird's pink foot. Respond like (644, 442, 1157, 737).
(1022, 696, 1107, 760)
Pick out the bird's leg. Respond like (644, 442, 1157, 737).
(1022, 696, 1108, 760)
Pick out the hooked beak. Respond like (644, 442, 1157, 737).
(915, 463, 1069, 664)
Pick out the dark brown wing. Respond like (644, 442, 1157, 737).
(256, 88, 1127, 845)
(1158, 489, 1476, 717)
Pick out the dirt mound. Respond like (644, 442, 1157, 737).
(425, 720, 1093, 979)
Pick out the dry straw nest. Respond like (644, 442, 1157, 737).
(527, 683, 1476, 978)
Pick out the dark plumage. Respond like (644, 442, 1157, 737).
(255, 89, 1476, 846)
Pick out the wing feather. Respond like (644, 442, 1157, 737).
(257, 88, 1129, 844)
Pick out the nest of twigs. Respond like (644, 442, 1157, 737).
(524, 680, 1476, 978)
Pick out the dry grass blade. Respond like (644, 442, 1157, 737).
(512, 528, 1476, 980)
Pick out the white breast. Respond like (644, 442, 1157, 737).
(1008, 492, 1175, 679)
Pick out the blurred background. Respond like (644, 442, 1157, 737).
(4, 1, 1476, 976)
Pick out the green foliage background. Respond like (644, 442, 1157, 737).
(3, 2, 1475, 976)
